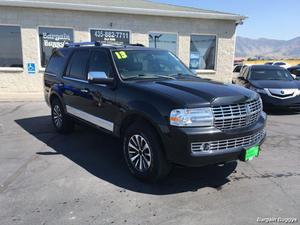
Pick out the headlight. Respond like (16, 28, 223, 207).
(170, 108, 213, 127)
(250, 86, 267, 94)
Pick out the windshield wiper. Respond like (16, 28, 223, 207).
(123, 74, 148, 80)
(123, 74, 175, 81)
(153, 74, 176, 80)
(170, 73, 195, 77)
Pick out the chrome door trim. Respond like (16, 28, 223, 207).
(63, 76, 88, 83)
(66, 105, 114, 132)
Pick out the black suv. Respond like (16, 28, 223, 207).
(44, 42, 267, 182)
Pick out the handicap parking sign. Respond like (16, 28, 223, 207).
(27, 63, 36, 74)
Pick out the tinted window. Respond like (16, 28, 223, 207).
(66, 50, 90, 80)
(233, 65, 242, 72)
(190, 35, 216, 70)
(39, 27, 74, 67)
(0, 25, 23, 67)
(46, 50, 70, 75)
(88, 51, 113, 77)
(149, 33, 177, 55)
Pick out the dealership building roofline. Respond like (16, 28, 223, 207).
(0, 0, 246, 22)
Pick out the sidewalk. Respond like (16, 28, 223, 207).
(0, 92, 44, 102)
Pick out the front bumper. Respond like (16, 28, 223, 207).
(160, 112, 267, 167)
(260, 93, 300, 109)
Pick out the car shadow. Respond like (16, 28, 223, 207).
(15, 116, 237, 195)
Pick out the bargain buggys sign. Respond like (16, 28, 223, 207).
(42, 32, 72, 48)
(38, 27, 74, 67)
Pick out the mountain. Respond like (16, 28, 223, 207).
(236, 36, 300, 59)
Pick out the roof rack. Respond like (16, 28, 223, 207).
(64, 41, 102, 48)
(63, 42, 145, 48)
(125, 43, 145, 47)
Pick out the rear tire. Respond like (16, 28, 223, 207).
(123, 122, 172, 182)
(51, 98, 74, 134)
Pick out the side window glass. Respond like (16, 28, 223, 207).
(240, 67, 246, 77)
(244, 68, 250, 79)
(46, 49, 71, 75)
(241, 67, 247, 78)
(88, 51, 113, 77)
(66, 50, 90, 80)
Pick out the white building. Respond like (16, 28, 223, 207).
(0, 0, 245, 97)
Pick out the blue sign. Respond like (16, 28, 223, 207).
(27, 63, 36, 74)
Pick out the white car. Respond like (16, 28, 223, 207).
(272, 61, 291, 69)
(232, 64, 251, 83)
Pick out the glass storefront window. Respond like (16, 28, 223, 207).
(190, 35, 216, 70)
(149, 33, 177, 55)
(0, 25, 23, 68)
(39, 27, 74, 67)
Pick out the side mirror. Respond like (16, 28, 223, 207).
(88, 71, 114, 85)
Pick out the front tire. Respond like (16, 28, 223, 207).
(123, 122, 172, 182)
(51, 98, 74, 134)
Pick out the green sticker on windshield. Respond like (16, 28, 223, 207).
(115, 51, 127, 59)
(115, 52, 122, 59)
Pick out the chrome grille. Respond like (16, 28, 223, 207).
(212, 98, 262, 130)
(191, 130, 265, 153)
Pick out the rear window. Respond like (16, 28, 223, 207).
(233, 65, 242, 72)
(45, 50, 70, 75)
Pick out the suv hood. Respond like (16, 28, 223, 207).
(250, 80, 300, 89)
(132, 77, 258, 107)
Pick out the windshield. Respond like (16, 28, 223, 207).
(112, 50, 194, 80)
(249, 68, 294, 81)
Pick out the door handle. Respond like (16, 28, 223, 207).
(80, 89, 89, 93)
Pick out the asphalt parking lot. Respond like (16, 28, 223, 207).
(0, 101, 299, 225)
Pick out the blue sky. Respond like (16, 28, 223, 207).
(152, 0, 300, 40)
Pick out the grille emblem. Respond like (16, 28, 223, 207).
(281, 90, 285, 95)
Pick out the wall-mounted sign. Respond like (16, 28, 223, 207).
(90, 29, 130, 45)
(39, 27, 74, 67)
(27, 63, 36, 74)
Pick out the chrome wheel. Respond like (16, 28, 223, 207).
(128, 134, 152, 172)
(53, 105, 63, 128)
